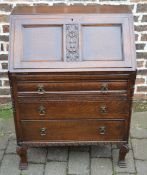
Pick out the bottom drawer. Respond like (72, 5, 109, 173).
(21, 120, 126, 142)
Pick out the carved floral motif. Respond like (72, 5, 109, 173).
(66, 24, 79, 62)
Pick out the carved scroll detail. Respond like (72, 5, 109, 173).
(8, 73, 16, 116)
(18, 141, 126, 147)
(66, 24, 79, 62)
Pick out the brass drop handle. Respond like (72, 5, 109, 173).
(40, 128, 47, 136)
(99, 126, 106, 135)
(100, 106, 107, 114)
(100, 83, 108, 92)
(38, 105, 46, 115)
(37, 84, 45, 94)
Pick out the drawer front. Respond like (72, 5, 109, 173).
(21, 120, 126, 141)
(19, 100, 129, 120)
(17, 80, 127, 93)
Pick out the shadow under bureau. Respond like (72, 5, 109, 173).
(8, 5, 136, 170)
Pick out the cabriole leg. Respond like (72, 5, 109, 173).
(118, 144, 129, 168)
(16, 145, 28, 170)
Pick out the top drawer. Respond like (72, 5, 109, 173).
(17, 80, 127, 94)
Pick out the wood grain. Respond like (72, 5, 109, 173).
(11, 5, 132, 15)
(18, 100, 129, 120)
(8, 5, 136, 169)
(17, 81, 127, 92)
(21, 119, 126, 141)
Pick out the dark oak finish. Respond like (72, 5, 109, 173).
(18, 100, 129, 120)
(17, 80, 128, 92)
(21, 120, 126, 141)
(11, 5, 132, 15)
(9, 6, 136, 72)
(16, 146, 28, 170)
(118, 144, 130, 168)
(8, 5, 136, 170)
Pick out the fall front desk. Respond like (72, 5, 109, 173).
(8, 5, 136, 169)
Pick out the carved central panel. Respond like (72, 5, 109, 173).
(66, 24, 79, 62)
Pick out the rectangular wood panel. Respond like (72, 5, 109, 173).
(22, 25, 63, 61)
(82, 25, 123, 61)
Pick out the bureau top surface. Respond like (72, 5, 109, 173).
(11, 5, 132, 15)
(9, 5, 136, 72)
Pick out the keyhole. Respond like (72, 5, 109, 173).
(71, 18, 73, 21)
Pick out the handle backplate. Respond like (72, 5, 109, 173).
(99, 126, 106, 135)
(37, 84, 45, 94)
(100, 83, 108, 92)
(38, 105, 46, 116)
(40, 128, 47, 136)
(100, 106, 107, 114)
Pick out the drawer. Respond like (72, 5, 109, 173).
(21, 120, 126, 141)
(17, 80, 127, 94)
(18, 100, 129, 120)
(14, 72, 131, 81)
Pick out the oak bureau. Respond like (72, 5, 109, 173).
(8, 5, 136, 170)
